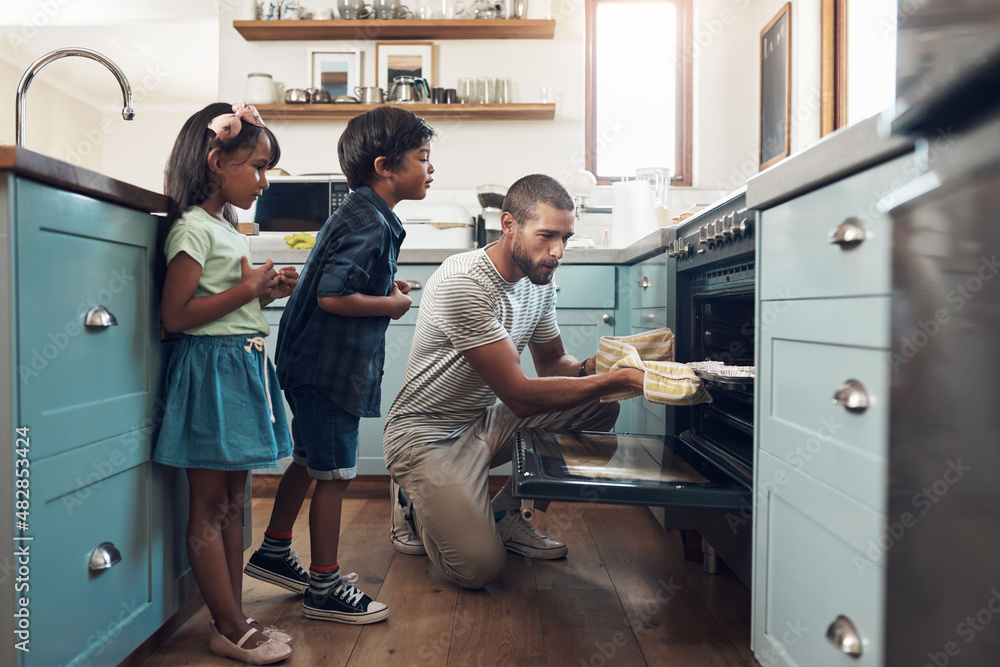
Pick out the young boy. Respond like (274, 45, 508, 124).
(244, 106, 435, 624)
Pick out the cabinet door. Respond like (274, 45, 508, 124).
(26, 430, 164, 667)
(753, 451, 884, 667)
(16, 179, 159, 461)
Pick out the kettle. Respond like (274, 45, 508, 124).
(388, 76, 430, 104)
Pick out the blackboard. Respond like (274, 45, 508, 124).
(760, 3, 791, 170)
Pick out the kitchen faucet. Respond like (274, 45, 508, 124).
(15, 47, 134, 148)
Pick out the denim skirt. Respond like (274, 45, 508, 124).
(153, 333, 292, 470)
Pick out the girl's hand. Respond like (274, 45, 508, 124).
(386, 283, 413, 320)
(241, 257, 276, 298)
(394, 279, 412, 295)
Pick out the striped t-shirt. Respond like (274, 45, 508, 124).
(383, 248, 559, 465)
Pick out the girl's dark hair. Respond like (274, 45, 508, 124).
(337, 106, 436, 191)
(163, 102, 281, 226)
(502, 174, 575, 227)
(157, 102, 280, 285)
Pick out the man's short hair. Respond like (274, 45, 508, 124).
(502, 174, 575, 226)
(337, 106, 436, 191)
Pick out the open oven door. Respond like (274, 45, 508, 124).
(512, 429, 750, 511)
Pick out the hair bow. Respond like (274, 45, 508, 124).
(207, 103, 266, 141)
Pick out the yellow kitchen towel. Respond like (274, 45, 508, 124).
(595, 327, 712, 406)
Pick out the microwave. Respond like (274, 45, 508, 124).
(243, 174, 351, 232)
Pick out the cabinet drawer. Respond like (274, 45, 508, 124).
(754, 452, 884, 667)
(395, 264, 439, 308)
(15, 179, 159, 461)
(630, 308, 667, 330)
(629, 257, 668, 309)
(553, 265, 617, 309)
(759, 154, 914, 301)
(758, 299, 889, 510)
(28, 439, 160, 667)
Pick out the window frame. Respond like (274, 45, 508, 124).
(585, 0, 693, 186)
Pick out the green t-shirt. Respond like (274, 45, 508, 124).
(164, 206, 270, 336)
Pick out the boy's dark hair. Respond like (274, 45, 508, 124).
(502, 174, 575, 227)
(163, 102, 281, 226)
(337, 106, 436, 191)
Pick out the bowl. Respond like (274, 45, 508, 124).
(284, 88, 310, 104)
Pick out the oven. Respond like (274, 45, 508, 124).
(512, 188, 756, 587)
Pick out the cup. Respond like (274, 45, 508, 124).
(338, 0, 373, 18)
(374, 0, 411, 18)
(475, 76, 494, 104)
(495, 77, 512, 104)
(444, 88, 458, 103)
(260, 0, 281, 19)
(432, 87, 445, 103)
(456, 77, 474, 103)
(416, 0, 435, 18)
(438, 0, 466, 17)
(355, 86, 385, 103)
(281, 0, 303, 19)
(538, 84, 555, 103)
(316, 7, 335, 19)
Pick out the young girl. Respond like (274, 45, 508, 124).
(154, 102, 298, 665)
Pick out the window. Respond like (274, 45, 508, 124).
(586, 0, 692, 185)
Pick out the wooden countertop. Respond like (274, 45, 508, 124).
(0, 145, 168, 214)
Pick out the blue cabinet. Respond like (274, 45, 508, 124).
(752, 153, 916, 667)
(0, 175, 195, 667)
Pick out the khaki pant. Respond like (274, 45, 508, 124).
(388, 399, 619, 589)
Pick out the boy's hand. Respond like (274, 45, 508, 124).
(394, 279, 412, 295)
(386, 283, 413, 320)
(241, 257, 276, 298)
(268, 266, 299, 300)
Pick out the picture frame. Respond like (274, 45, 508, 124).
(309, 48, 361, 99)
(759, 3, 791, 170)
(375, 41, 434, 90)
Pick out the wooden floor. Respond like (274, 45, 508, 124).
(138, 479, 759, 666)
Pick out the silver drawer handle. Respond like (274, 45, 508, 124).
(89, 542, 122, 571)
(401, 280, 422, 291)
(832, 379, 869, 412)
(84, 305, 118, 328)
(639, 276, 651, 288)
(828, 217, 866, 248)
(602, 313, 613, 324)
(826, 615, 862, 658)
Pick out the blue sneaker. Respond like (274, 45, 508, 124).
(244, 548, 309, 594)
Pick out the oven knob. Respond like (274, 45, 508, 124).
(736, 216, 752, 238)
(723, 213, 736, 240)
(713, 219, 726, 243)
(682, 242, 692, 257)
(699, 226, 712, 249)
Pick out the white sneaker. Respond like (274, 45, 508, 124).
(390, 479, 426, 555)
(497, 509, 568, 559)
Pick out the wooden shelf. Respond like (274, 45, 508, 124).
(233, 19, 555, 40)
(255, 103, 555, 121)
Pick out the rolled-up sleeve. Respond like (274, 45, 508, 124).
(317, 222, 385, 297)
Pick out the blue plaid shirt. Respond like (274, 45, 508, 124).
(275, 187, 405, 417)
